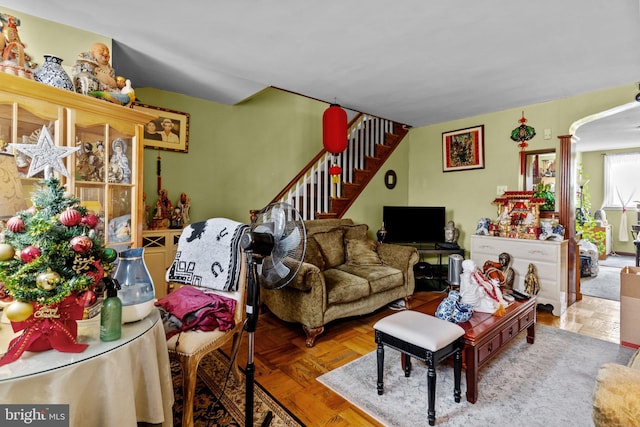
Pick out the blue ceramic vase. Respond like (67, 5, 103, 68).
(34, 55, 74, 91)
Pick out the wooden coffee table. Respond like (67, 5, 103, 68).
(414, 293, 536, 403)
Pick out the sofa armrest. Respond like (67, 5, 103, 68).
(593, 362, 640, 426)
(377, 243, 419, 293)
(377, 243, 419, 272)
(287, 262, 323, 292)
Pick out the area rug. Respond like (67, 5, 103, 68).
(317, 325, 634, 427)
(581, 265, 620, 301)
(171, 350, 305, 427)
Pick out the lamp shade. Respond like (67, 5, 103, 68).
(322, 104, 348, 154)
(0, 152, 27, 218)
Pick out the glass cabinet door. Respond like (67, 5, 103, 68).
(1, 101, 64, 199)
(0, 73, 151, 249)
(72, 122, 139, 250)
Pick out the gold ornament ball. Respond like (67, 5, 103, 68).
(5, 300, 34, 322)
(36, 270, 60, 290)
(0, 243, 15, 261)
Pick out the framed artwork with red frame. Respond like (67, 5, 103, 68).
(442, 125, 485, 172)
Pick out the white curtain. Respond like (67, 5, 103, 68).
(604, 153, 640, 241)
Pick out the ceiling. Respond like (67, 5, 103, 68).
(3, 1, 640, 150)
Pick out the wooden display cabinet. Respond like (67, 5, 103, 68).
(0, 73, 155, 249)
(142, 229, 182, 299)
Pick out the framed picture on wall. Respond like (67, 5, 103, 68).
(132, 103, 190, 153)
(442, 125, 485, 172)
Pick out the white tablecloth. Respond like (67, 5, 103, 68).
(0, 308, 174, 427)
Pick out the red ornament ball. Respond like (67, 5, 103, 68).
(70, 235, 93, 253)
(20, 246, 41, 263)
(60, 208, 82, 227)
(6, 216, 25, 233)
(81, 214, 99, 229)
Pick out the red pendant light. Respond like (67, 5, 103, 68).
(322, 104, 348, 154)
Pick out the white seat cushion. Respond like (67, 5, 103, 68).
(166, 328, 231, 355)
(374, 310, 465, 352)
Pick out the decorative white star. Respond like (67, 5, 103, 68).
(12, 125, 79, 179)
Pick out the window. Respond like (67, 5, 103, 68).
(603, 152, 640, 209)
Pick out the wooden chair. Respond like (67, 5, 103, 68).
(166, 250, 247, 427)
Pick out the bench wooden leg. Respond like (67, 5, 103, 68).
(426, 352, 436, 426)
(376, 342, 384, 395)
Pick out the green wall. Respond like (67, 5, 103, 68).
(136, 86, 411, 234)
(407, 84, 637, 252)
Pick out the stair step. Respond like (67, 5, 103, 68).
(342, 182, 361, 199)
(353, 169, 370, 185)
(375, 144, 392, 158)
(330, 198, 350, 213)
(365, 156, 382, 170)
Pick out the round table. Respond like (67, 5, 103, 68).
(0, 308, 174, 426)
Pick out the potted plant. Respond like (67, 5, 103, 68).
(533, 182, 555, 211)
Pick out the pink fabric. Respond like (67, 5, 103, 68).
(155, 286, 236, 338)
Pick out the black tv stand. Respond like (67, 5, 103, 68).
(404, 242, 465, 292)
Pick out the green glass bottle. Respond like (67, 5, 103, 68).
(100, 278, 122, 341)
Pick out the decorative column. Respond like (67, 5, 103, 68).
(557, 134, 580, 305)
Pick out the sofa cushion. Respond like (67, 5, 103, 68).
(340, 224, 369, 240)
(324, 268, 370, 304)
(345, 239, 382, 266)
(304, 237, 326, 270)
(313, 229, 345, 268)
(337, 264, 404, 294)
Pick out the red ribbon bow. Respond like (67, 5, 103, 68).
(0, 296, 88, 366)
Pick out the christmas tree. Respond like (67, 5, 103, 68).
(0, 178, 117, 321)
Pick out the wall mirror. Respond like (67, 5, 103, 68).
(522, 149, 556, 192)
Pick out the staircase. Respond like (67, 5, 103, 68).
(270, 113, 409, 220)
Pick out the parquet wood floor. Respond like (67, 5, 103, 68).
(221, 292, 620, 426)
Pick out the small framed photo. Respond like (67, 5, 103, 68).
(132, 103, 190, 153)
(442, 125, 485, 172)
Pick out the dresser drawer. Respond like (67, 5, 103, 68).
(518, 306, 536, 330)
(501, 319, 519, 345)
(477, 334, 502, 365)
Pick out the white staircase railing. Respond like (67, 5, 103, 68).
(274, 114, 395, 221)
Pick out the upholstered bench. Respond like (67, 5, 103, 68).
(374, 310, 465, 426)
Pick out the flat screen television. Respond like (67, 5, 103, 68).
(382, 206, 446, 244)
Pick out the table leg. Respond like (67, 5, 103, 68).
(464, 343, 478, 404)
(527, 323, 536, 344)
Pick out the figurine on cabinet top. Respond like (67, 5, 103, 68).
(177, 192, 191, 225)
(73, 42, 122, 95)
(0, 13, 35, 74)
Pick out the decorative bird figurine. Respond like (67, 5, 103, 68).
(88, 79, 135, 107)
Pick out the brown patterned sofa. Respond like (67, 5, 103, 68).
(261, 218, 419, 347)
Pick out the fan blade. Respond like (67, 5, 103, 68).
(260, 258, 291, 289)
(277, 227, 301, 253)
(271, 205, 287, 239)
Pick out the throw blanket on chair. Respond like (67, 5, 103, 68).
(155, 286, 237, 338)
(166, 218, 248, 291)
